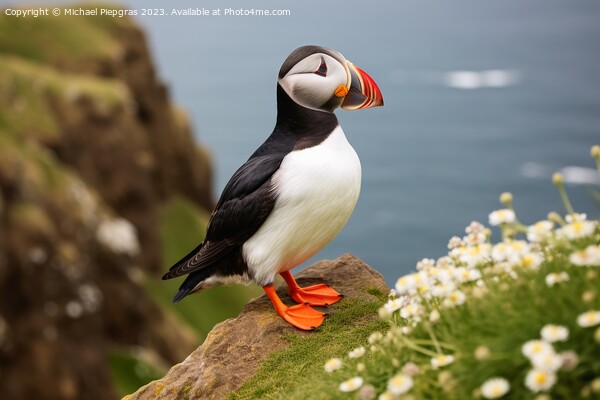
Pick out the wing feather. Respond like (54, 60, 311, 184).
(162, 153, 285, 280)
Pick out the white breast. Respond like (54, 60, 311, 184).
(243, 125, 362, 286)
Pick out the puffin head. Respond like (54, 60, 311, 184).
(278, 45, 384, 113)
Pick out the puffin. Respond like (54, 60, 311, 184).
(163, 45, 383, 330)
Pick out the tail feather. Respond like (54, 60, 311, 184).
(171, 267, 214, 303)
(172, 287, 192, 303)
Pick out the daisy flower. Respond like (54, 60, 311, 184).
(442, 290, 467, 308)
(569, 245, 600, 267)
(531, 351, 563, 372)
(576, 310, 600, 327)
(339, 376, 363, 392)
(348, 347, 366, 359)
(480, 377, 510, 398)
(400, 303, 425, 320)
(559, 351, 579, 371)
(324, 358, 342, 373)
(522, 340, 554, 360)
(368, 332, 383, 345)
(466, 221, 486, 234)
(378, 391, 396, 400)
(527, 221, 554, 243)
(524, 369, 557, 393)
(558, 219, 597, 240)
(387, 373, 414, 395)
(448, 236, 463, 249)
(431, 354, 455, 369)
(402, 362, 420, 377)
(488, 209, 516, 226)
(545, 272, 569, 287)
(540, 324, 569, 343)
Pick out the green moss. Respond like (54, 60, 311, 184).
(0, 4, 130, 65)
(229, 295, 387, 400)
(0, 56, 129, 144)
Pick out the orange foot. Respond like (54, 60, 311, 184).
(263, 285, 325, 330)
(280, 271, 343, 307)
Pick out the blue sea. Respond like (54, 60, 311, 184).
(11, 0, 600, 284)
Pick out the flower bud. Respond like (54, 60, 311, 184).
(500, 192, 513, 206)
(552, 172, 564, 185)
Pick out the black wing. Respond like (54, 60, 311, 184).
(162, 153, 285, 280)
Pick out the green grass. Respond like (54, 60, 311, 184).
(0, 56, 130, 144)
(0, 4, 129, 65)
(229, 292, 388, 400)
(109, 348, 167, 397)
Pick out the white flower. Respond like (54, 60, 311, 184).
(531, 351, 563, 372)
(402, 362, 420, 377)
(431, 282, 457, 298)
(456, 243, 492, 268)
(569, 245, 600, 267)
(466, 221, 486, 234)
(442, 290, 466, 308)
(545, 272, 569, 287)
(429, 309, 441, 323)
(436, 256, 455, 269)
(475, 346, 491, 361)
(527, 221, 554, 243)
(395, 272, 429, 295)
(416, 258, 436, 271)
(558, 220, 596, 240)
(524, 369, 557, 393)
(522, 340, 554, 360)
(489, 209, 516, 226)
(381, 298, 403, 315)
(448, 236, 463, 249)
(368, 332, 383, 344)
(378, 391, 395, 400)
(387, 373, 414, 395)
(565, 213, 588, 223)
(359, 384, 376, 400)
(400, 304, 424, 320)
(324, 358, 342, 373)
(348, 346, 366, 359)
(518, 252, 544, 271)
(453, 266, 482, 283)
(540, 324, 569, 343)
(480, 377, 510, 398)
(431, 354, 455, 369)
(339, 376, 363, 392)
(559, 351, 579, 371)
(577, 310, 600, 327)
(464, 232, 487, 246)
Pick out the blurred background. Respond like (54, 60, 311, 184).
(0, 0, 599, 398)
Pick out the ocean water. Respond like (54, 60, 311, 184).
(9, 0, 600, 284)
(128, 0, 600, 285)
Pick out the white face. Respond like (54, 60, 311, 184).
(278, 52, 349, 112)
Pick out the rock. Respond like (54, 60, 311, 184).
(127, 254, 388, 400)
(0, 7, 213, 400)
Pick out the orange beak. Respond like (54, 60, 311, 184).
(341, 62, 384, 110)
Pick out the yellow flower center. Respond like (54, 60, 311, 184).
(535, 373, 547, 384)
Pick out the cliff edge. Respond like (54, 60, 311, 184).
(0, 6, 215, 399)
(126, 254, 389, 400)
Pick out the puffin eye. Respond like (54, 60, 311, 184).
(314, 60, 327, 77)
